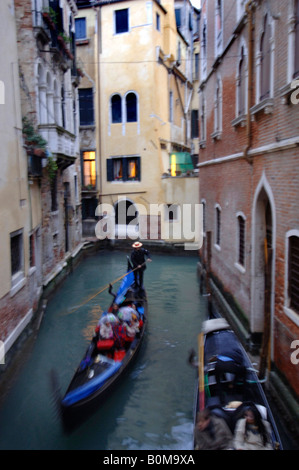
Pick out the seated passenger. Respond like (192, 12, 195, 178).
(100, 321, 113, 339)
(233, 403, 273, 450)
(194, 408, 233, 450)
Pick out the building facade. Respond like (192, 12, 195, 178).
(198, 0, 299, 405)
(16, 0, 82, 288)
(0, 0, 82, 362)
(76, 0, 200, 246)
(0, 0, 36, 356)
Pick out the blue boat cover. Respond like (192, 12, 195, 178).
(114, 269, 135, 305)
(62, 361, 122, 407)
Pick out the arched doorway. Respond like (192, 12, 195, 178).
(114, 199, 139, 239)
(251, 178, 275, 354)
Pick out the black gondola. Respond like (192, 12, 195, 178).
(60, 258, 147, 431)
(193, 317, 282, 450)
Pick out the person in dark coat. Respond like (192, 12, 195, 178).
(194, 408, 233, 450)
(130, 242, 151, 291)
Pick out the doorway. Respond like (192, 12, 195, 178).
(114, 199, 139, 239)
(252, 181, 275, 350)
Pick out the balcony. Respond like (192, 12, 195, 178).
(38, 124, 76, 169)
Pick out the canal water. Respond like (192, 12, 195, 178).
(0, 251, 205, 450)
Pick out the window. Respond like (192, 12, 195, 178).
(260, 15, 271, 101)
(201, 16, 207, 79)
(288, 235, 299, 313)
(238, 215, 245, 266)
(238, 46, 246, 116)
(156, 13, 160, 31)
(200, 92, 206, 143)
(29, 233, 35, 268)
(194, 53, 199, 80)
(61, 86, 65, 128)
(115, 8, 129, 34)
(175, 8, 181, 28)
(215, 206, 221, 247)
(212, 77, 222, 138)
(107, 157, 141, 182)
(111, 94, 122, 123)
(215, 0, 223, 55)
(169, 91, 173, 122)
(295, 0, 299, 78)
(215, 81, 221, 131)
(79, 88, 94, 125)
(191, 110, 199, 138)
(51, 173, 58, 212)
(82, 197, 98, 220)
(126, 92, 137, 122)
(10, 230, 24, 278)
(82, 151, 96, 188)
(75, 18, 86, 40)
(165, 204, 179, 222)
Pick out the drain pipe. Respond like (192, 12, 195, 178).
(244, 0, 255, 164)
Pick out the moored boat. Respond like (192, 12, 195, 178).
(192, 317, 282, 450)
(60, 258, 147, 431)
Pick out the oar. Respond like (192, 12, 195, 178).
(65, 260, 149, 315)
(198, 332, 205, 411)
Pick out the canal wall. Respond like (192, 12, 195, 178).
(196, 259, 299, 446)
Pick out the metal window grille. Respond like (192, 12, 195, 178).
(289, 236, 299, 313)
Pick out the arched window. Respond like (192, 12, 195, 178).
(288, 235, 299, 313)
(126, 92, 137, 122)
(111, 94, 122, 123)
(215, 205, 221, 247)
(260, 15, 271, 101)
(238, 46, 246, 116)
(237, 215, 245, 266)
(53, 80, 60, 125)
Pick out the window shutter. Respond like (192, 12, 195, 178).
(122, 158, 128, 181)
(75, 18, 86, 40)
(136, 156, 141, 181)
(107, 159, 114, 181)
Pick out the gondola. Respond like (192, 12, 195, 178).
(60, 258, 147, 431)
(192, 317, 283, 450)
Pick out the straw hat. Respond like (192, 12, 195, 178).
(132, 242, 143, 248)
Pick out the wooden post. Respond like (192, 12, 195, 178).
(259, 239, 272, 380)
(198, 332, 205, 411)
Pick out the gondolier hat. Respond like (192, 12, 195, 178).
(132, 242, 143, 248)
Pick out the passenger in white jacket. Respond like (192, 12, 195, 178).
(233, 404, 273, 450)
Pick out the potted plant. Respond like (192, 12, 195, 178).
(22, 117, 47, 157)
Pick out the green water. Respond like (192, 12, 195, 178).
(0, 251, 206, 450)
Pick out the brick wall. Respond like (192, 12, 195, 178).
(198, 0, 299, 396)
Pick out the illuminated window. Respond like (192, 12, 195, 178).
(107, 156, 140, 181)
(82, 151, 96, 188)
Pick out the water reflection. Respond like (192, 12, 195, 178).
(0, 251, 204, 450)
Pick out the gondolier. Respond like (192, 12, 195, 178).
(130, 242, 151, 292)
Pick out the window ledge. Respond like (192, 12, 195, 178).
(284, 306, 299, 328)
(250, 98, 274, 117)
(234, 262, 246, 274)
(232, 114, 246, 128)
(279, 81, 298, 105)
(199, 140, 206, 149)
(10, 272, 26, 298)
(76, 38, 89, 46)
(211, 130, 222, 141)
